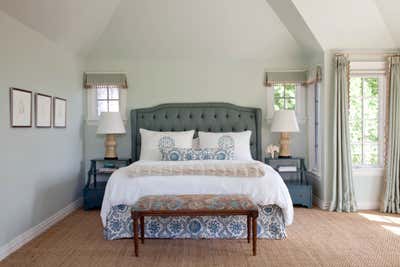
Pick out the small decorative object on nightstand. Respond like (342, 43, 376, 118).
(83, 158, 131, 210)
(265, 144, 279, 159)
(265, 157, 312, 208)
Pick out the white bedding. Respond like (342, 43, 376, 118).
(100, 160, 293, 226)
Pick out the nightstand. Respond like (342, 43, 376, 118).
(265, 157, 312, 208)
(83, 158, 132, 210)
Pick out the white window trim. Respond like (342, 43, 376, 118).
(353, 166, 384, 177)
(266, 83, 306, 124)
(349, 73, 386, 169)
(85, 87, 127, 125)
(307, 81, 321, 176)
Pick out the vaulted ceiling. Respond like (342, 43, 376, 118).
(0, 0, 399, 59)
(291, 0, 397, 50)
(0, 0, 121, 56)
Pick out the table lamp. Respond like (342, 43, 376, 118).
(97, 112, 126, 160)
(270, 110, 299, 158)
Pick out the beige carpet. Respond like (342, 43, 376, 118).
(1, 208, 400, 267)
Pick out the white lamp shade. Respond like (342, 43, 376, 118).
(271, 110, 299, 133)
(97, 112, 126, 134)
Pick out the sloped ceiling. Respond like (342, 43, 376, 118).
(0, 0, 121, 56)
(87, 0, 305, 60)
(374, 0, 400, 47)
(291, 0, 397, 50)
(0, 0, 399, 58)
(266, 0, 323, 55)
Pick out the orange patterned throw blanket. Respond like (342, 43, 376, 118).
(127, 160, 266, 178)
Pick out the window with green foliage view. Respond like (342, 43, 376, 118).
(349, 77, 382, 166)
(274, 83, 296, 110)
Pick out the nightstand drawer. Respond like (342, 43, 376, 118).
(286, 183, 312, 208)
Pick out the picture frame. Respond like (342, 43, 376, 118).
(53, 97, 67, 128)
(10, 87, 32, 127)
(35, 93, 52, 128)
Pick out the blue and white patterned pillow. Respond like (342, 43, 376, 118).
(162, 147, 233, 161)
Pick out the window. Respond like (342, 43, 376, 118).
(96, 86, 120, 116)
(349, 75, 384, 167)
(273, 83, 296, 110)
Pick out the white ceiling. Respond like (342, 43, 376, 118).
(291, 0, 397, 50)
(374, 0, 400, 47)
(0, 0, 399, 58)
(87, 0, 305, 60)
(0, 0, 121, 56)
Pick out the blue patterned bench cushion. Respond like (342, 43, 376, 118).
(132, 194, 258, 212)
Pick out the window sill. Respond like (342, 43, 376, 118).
(85, 119, 128, 126)
(352, 167, 384, 177)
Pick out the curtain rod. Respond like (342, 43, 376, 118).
(334, 51, 400, 57)
(84, 72, 127, 74)
(265, 69, 307, 71)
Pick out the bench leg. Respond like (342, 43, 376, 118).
(252, 215, 258, 256)
(247, 215, 251, 243)
(133, 213, 139, 257)
(140, 216, 145, 244)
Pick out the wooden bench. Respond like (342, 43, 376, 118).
(131, 194, 259, 256)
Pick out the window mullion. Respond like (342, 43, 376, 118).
(283, 86, 286, 109)
(107, 86, 110, 112)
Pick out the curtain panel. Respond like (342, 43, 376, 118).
(84, 73, 128, 89)
(329, 55, 357, 212)
(383, 56, 400, 213)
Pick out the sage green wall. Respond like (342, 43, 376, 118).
(0, 10, 83, 248)
(84, 58, 309, 173)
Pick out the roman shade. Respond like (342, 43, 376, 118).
(265, 71, 307, 86)
(84, 73, 128, 89)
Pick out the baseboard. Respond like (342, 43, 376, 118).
(0, 197, 82, 261)
(357, 201, 380, 210)
(313, 195, 330, 210)
(312, 196, 379, 211)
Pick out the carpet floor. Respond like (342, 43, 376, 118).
(1, 207, 399, 267)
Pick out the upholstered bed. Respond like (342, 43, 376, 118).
(101, 103, 292, 240)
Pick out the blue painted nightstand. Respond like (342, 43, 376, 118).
(83, 158, 132, 210)
(265, 157, 312, 208)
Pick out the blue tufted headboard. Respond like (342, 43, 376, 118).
(130, 102, 262, 162)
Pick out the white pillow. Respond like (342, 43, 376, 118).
(139, 129, 195, 161)
(198, 131, 253, 160)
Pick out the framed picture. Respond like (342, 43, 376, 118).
(53, 97, 67, 128)
(35, 93, 52, 128)
(10, 88, 32, 127)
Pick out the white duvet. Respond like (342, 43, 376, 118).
(100, 160, 293, 226)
